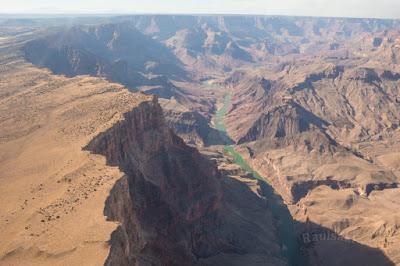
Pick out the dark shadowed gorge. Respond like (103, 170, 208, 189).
(84, 97, 286, 265)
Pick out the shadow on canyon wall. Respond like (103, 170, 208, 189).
(295, 219, 395, 266)
(257, 181, 395, 266)
(204, 127, 235, 146)
(83, 100, 394, 266)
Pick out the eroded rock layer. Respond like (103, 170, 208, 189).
(85, 96, 285, 266)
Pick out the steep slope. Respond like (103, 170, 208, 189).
(116, 15, 400, 76)
(0, 50, 286, 265)
(84, 97, 285, 266)
(160, 97, 223, 147)
(223, 60, 400, 264)
(0, 57, 152, 266)
(295, 186, 400, 266)
(225, 62, 400, 198)
(23, 23, 187, 91)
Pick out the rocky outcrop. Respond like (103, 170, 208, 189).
(289, 65, 344, 94)
(238, 102, 330, 144)
(85, 96, 219, 265)
(85, 96, 286, 265)
(163, 109, 222, 146)
(227, 62, 400, 205)
(23, 23, 187, 91)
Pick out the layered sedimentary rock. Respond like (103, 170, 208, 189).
(224, 61, 400, 264)
(163, 108, 217, 146)
(0, 52, 286, 265)
(85, 96, 285, 266)
(23, 23, 187, 91)
(226, 62, 400, 202)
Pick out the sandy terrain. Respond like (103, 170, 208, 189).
(0, 58, 151, 265)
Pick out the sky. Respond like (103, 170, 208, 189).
(0, 0, 400, 19)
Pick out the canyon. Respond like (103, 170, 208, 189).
(0, 14, 400, 266)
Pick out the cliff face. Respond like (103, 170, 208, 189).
(237, 102, 331, 144)
(223, 60, 400, 264)
(85, 97, 219, 265)
(0, 51, 284, 266)
(85, 97, 285, 266)
(163, 109, 226, 147)
(225, 63, 400, 203)
(23, 23, 187, 91)
(0, 56, 154, 266)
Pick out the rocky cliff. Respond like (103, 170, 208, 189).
(223, 59, 400, 264)
(85, 96, 286, 265)
(225, 62, 400, 202)
(23, 23, 187, 92)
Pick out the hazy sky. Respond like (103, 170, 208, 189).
(1, 0, 400, 19)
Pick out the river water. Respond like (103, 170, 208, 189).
(214, 92, 305, 266)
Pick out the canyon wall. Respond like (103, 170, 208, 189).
(85, 97, 286, 265)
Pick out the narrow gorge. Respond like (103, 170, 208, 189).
(84, 96, 287, 265)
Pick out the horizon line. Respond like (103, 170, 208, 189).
(0, 12, 399, 21)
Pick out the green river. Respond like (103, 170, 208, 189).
(215, 92, 305, 266)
